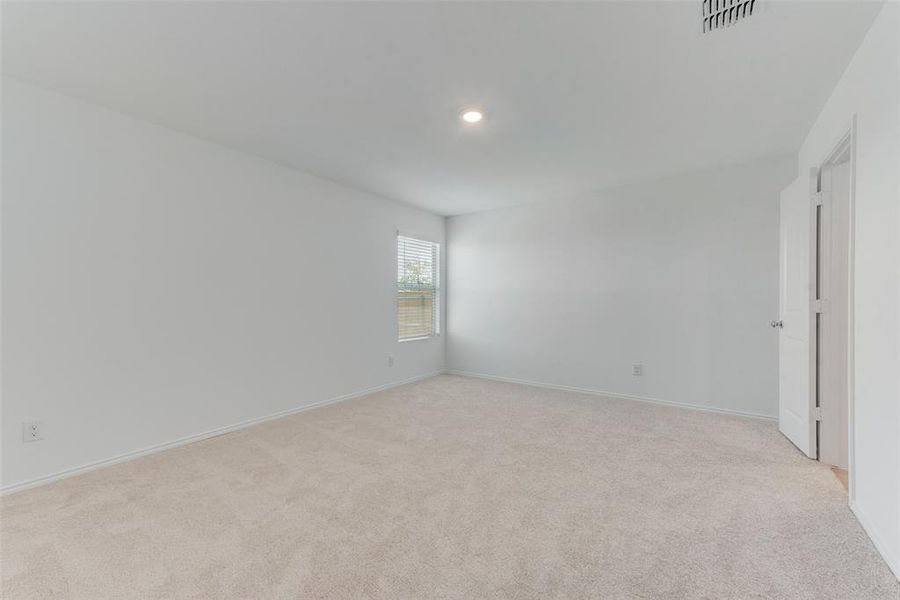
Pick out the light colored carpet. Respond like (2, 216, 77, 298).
(2, 374, 898, 599)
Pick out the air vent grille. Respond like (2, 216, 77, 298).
(703, 0, 756, 33)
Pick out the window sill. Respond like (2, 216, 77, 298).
(398, 335, 439, 343)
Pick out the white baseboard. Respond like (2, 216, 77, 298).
(1, 370, 444, 496)
(850, 501, 900, 581)
(446, 370, 777, 421)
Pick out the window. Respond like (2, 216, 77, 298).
(397, 235, 440, 341)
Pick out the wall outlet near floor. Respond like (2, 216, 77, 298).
(632, 364, 643, 376)
(387, 354, 395, 367)
(23, 421, 43, 442)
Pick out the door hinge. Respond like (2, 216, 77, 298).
(813, 407, 823, 422)
(814, 191, 828, 206)
(815, 299, 829, 313)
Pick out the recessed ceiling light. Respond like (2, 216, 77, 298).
(460, 109, 483, 124)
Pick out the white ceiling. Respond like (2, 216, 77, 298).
(2, 1, 883, 215)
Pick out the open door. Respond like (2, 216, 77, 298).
(777, 173, 817, 458)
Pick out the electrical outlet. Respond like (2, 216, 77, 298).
(632, 364, 643, 377)
(387, 355, 395, 367)
(22, 421, 43, 443)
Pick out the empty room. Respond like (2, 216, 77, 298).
(2, 1, 899, 598)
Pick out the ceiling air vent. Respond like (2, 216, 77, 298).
(703, 0, 757, 33)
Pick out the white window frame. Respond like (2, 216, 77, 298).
(396, 233, 441, 342)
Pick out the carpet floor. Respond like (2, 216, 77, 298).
(2, 374, 898, 599)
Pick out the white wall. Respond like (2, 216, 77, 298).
(797, 3, 899, 578)
(447, 157, 794, 419)
(1, 78, 445, 490)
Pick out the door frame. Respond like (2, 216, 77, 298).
(814, 118, 856, 501)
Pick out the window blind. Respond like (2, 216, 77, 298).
(397, 235, 440, 341)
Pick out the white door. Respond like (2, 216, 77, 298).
(778, 174, 816, 458)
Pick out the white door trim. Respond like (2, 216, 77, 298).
(807, 166, 819, 457)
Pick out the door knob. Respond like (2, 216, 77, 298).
(770, 320, 783, 328)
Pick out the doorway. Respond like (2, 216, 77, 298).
(816, 134, 853, 491)
(777, 127, 854, 494)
